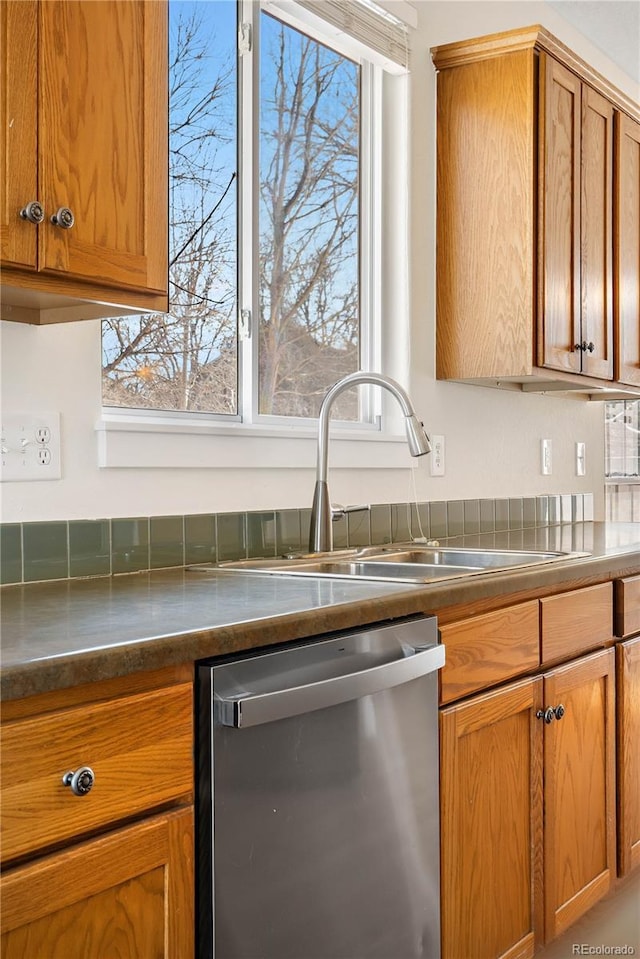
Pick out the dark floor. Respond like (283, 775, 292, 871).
(536, 870, 640, 959)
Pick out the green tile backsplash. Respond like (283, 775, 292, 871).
(1, 524, 22, 585)
(69, 520, 111, 578)
(0, 493, 593, 585)
(111, 518, 150, 574)
(23, 521, 68, 582)
(150, 516, 185, 569)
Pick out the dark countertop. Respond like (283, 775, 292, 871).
(2, 522, 639, 703)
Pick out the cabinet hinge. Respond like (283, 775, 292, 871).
(238, 22, 252, 55)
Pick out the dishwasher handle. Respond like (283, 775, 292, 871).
(216, 643, 445, 728)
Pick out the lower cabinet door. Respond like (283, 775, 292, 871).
(440, 677, 544, 959)
(617, 636, 640, 876)
(543, 648, 616, 940)
(0, 806, 194, 959)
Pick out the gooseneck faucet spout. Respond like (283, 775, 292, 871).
(309, 372, 431, 553)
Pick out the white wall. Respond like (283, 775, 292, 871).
(2, 0, 635, 525)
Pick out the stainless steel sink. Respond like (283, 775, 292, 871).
(190, 544, 589, 585)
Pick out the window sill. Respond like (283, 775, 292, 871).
(95, 413, 416, 470)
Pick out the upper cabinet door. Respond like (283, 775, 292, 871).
(38, 1, 168, 295)
(0, 1, 38, 270)
(581, 85, 614, 379)
(539, 54, 582, 374)
(615, 113, 640, 387)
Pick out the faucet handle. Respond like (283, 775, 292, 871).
(331, 503, 371, 521)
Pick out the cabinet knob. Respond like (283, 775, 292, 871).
(19, 201, 45, 224)
(536, 707, 556, 724)
(585, 341, 595, 353)
(573, 343, 583, 352)
(62, 766, 95, 796)
(51, 206, 75, 230)
(553, 703, 566, 721)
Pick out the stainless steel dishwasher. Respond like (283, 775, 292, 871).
(197, 615, 445, 959)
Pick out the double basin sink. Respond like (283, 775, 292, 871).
(192, 544, 589, 586)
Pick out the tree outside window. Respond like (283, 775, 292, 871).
(102, 2, 362, 422)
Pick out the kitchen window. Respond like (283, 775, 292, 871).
(101, 0, 411, 436)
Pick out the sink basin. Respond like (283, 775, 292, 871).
(190, 544, 588, 585)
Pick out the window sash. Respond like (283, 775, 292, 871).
(238, 0, 381, 427)
(264, 0, 410, 73)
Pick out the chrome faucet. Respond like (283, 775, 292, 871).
(309, 372, 431, 553)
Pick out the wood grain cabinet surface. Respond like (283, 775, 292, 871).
(440, 677, 544, 959)
(540, 581, 613, 664)
(440, 648, 617, 959)
(616, 636, 640, 876)
(542, 649, 616, 940)
(437, 569, 637, 959)
(0, 666, 194, 959)
(614, 574, 640, 638)
(432, 26, 640, 397)
(439, 600, 539, 704)
(1, 807, 194, 959)
(539, 55, 614, 379)
(0, 0, 168, 324)
(615, 115, 640, 387)
(0, 681, 193, 863)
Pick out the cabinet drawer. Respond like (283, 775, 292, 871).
(439, 601, 539, 704)
(615, 575, 640, 638)
(541, 582, 613, 663)
(0, 682, 193, 863)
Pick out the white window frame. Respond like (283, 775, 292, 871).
(97, 0, 412, 471)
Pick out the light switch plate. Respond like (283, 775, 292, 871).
(430, 435, 445, 476)
(1, 413, 62, 481)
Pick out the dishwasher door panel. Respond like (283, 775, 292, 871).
(199, 618, 442, 959)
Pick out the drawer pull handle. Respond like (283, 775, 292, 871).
(62, 766, 95, 796)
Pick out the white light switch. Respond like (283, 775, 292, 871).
(430, 435, 445, 476)
(541, 438, 552, 475)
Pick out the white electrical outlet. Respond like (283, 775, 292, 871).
(541, 438, 552, 475)
(430, 434, 445, 476)
(1, 413, 62, 481)
(576, 441, 586, 476)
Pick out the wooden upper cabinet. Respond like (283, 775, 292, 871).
(435, 46, 537, 382)
(580, 85, 614, 378)
(0, 1, 38, 270)
(539, 55, 582, 375)
(615, 114, 640, 386)
(1, 0, 168, 323)
(540, 58, 613, 379)
(433, 26, 638, 396)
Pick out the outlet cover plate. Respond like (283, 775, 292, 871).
(1, 413, 62, 481)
